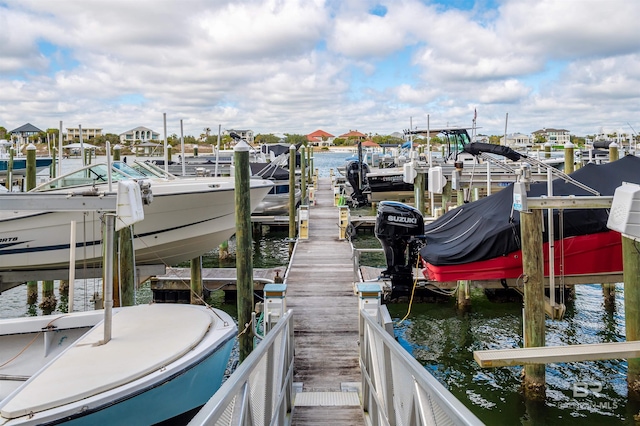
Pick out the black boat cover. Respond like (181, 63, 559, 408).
(420, 155, 640, 266)
(462, 142, 523, 161)
(250, 162, 290, 180)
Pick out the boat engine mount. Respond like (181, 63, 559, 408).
(374, 201, 426, 298)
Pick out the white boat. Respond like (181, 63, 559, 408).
(0, 304, 236, 425)
(0, 183, 238, 425)
(0, 160, 273, 272)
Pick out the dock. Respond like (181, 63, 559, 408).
(285, 176, 365, 424)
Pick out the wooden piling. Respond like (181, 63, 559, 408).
(414, 169, 425, 215)
(5, 148, 13, 190)
(27, 281, 38, 305)
(234, 140, 254, 362)
(26, 143, 36, 191)
(113, 145, 121, 162)
(190, 256, 203, 305)
(609, 142, 619, 162)
(289, 144, 297, 256)
(40, 280, 57, 314)
(300, 145, 307, 202)
(623, 235, 640, 399)
(119, 226, 135, 306)
(564, 142, 574, 175)
(521, 208, 546, 401)
(442, 181, 452, 211)
(602, 144, 619, 306)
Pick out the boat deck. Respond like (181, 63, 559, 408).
(286, 176, 365, 425)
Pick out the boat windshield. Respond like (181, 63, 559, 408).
(124, 161, 176, 179)
(31, 163, 144, 192)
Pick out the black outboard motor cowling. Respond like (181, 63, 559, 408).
(375, 201, 425, 296)
(346, 160, 370, 207)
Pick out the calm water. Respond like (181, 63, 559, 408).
(2, 151, 634, 424)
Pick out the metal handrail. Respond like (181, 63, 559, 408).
(359, 307, 484, 426)
(188, 309, 295, 426)
(352, 245, 385, 284)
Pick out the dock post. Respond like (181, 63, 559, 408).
(5, 148, 13, 190)
(338, 205, 349, 240)
(50, 141, 56, 178)
(113, 144, 121, 161)
(289, 144, 297, 257)
(414, 169, 425, 215)
(521, 209, 546, 401)
(40, 280, 57, 315)
(26, 143, 37, 191)
(119, 225, 135, 306)
(190, 256, 203, 305)
(235, 140, 254, 362)
(564, 142, 574, 175)
(441, 181, 452, 211)
(623, 235, 640, 399)
(602, 143, 619, 307)
(456, 281, 471, 311)
(300, 146, 307, 202)
(263, 283, 287, 332)
(298, 205, 309, 240)
(27, 281, 38, 306)
(544, 142, 551, 159)
(609, 142, 619, 163)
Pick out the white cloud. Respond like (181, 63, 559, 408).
(0, 0, 639, 137)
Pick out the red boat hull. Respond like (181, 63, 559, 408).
(422, 230, 622, 282)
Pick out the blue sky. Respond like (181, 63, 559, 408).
(1, 0, 639, 139)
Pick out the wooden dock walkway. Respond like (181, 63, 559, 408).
(286, 176, 365, 425)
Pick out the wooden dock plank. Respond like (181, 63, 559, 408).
(474, 340, 640, 367)
(287, 177, 365, 425)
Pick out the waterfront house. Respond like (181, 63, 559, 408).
(119, 126, 161, 146)
(66, 127, 102, 142)
(307, 129, 335, 147)
(532, 128, 571, 145)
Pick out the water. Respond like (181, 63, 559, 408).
(3, 150, 634, 424)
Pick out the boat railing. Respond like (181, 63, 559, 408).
(188, 309, 295, 426)
(359, 305, 484, 426)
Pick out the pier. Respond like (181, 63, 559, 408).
(285, 176, 364, 424)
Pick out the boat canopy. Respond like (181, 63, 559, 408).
(420, 155, 640, 266)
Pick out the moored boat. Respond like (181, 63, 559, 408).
(0, 291, 236, 426)
(0, 161, 273, 272)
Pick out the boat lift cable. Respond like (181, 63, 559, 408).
(476, 151, 600, 196)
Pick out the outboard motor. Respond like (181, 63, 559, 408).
(375, 201, 425, 297)
(346, 160, 370, 207)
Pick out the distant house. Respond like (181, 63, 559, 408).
(9, 123, 43, 143)
(66, 127, 102, 142)
(119, 127, 160, 145)
(223, 129, 254, 144)
(500, 132, 532, 147)
(307, 129, 335, 147)
(339, 130, 367, 142)
(532, 128, 571, 145)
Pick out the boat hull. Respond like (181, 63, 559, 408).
(0, 177, 273, 271)
(0, 304, 236, 425)
(422, 230, 622, 282)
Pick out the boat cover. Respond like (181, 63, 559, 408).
(250, 162, 290, 180)
(419, 155, 640, 266)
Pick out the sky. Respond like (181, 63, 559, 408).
(1, 0, 639, 140)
